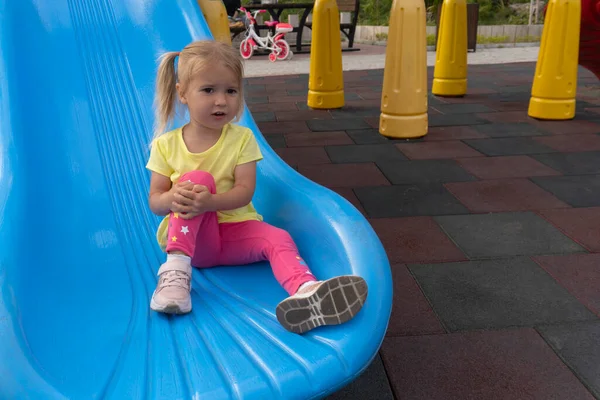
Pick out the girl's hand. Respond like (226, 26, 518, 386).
(169, 180, 194, 196)
(172, 184, 214, 219)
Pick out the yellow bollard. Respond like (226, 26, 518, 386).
(307, 0, 344, 109)
(528, 0, 581, 120)
(197, 0, 232, 45)
(431, 0, 468, 97)
(379, 0, 428, 139)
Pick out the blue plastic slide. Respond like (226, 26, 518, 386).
(0, 0, 392, 398)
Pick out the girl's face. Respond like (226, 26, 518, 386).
(177, 63, 241, 133)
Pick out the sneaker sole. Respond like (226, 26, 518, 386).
(150, 293, 192, 315)
(276, 275, 368, 334)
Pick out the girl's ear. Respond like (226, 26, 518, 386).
(176, 83, 187, 104)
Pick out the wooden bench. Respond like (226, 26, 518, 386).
(301, 0, 360, 49)
(229, 19, 246, 41)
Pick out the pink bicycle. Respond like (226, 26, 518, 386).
(238, 7, 293, 62)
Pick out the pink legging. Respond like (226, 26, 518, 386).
(165, 170, 317, 295)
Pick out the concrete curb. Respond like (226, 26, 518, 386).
(355, 41, 541, 51)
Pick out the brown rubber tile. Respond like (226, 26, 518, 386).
(386, 265, 446, 337)
(444, 178, 570, 213)
(297, 163, 390, 188)
(396, 141, 484, 160)
(368, 216, 467, 264)
(456, 155, 561, 179)
(538, 207, 600, 252)
(381, 329, 596, 400)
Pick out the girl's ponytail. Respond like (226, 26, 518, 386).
(153, 51, 180, 140)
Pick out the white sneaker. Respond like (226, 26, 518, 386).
(150, 260, 192, 314)
(276, 275, 368, 334)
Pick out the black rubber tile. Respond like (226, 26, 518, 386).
(283, 77, 309, 85)
(428, 114, 489, 127)
(325, 354, 394, 400)
(287, 90, 309, 96)
(377, 159, 477, 184)
(307, 118, 372, 132)
(346, 129, 392, 144)
(463, 137, 556, 156)
(344, 93, 363, 101)
(251, 111, 276, 122)
(354, 184, 470, 218)
(330, 106, 381, 119)
(531, 175, 600, 207)
(245, 96, 268, 104)
(464, 79, 499, 88)
(367, 69, 384, 76)
(363, 74, 386, 81)
(537, 321, 600, 399)
(264, 134, 287, 149)
(287, 91, 362, 102)
(487, 92, 532, 102)
(532, 152, 600, 175)
(427, 94, 449, 106)
(495, 84, 533, 93)
(433, 103, 496, 114)
(434, 212, 585, 258)
(243, 83, 265, 91)
(325, 144, 407, 163)
(576, 100, 600, 115)
(575, 112, 600, 121)
(472, 122, 549, 138)
(409, 257, 598, 331)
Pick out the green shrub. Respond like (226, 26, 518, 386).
(427, 34, 436, 46)
(359, 0, 541, 26)
(241, 0, 543, 29)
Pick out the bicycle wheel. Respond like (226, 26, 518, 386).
(240, 39, 254, 60)
(273, 39, 290, 61)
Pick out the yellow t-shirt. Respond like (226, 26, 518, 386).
(146, 123, 264, 249)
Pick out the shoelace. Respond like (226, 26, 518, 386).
(160, 270, 190, 289)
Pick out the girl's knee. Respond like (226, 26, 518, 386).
(180, 170, 215, 187)
(266, 226, 296, 247)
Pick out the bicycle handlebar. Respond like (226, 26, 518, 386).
(238, 7, 266, 18)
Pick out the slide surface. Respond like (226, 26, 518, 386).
(0, 0, 392, 399)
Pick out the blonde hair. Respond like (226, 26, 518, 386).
(152, 40, 245, 140)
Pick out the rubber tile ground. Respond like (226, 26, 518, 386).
(244, 62, 600, 400)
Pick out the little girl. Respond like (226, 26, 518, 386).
(145, 40, 368, 334)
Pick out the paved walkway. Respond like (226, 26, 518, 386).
(243, 62, 600, 399)
(242, 44, 541, 77)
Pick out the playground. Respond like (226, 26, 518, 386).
(1, 0, 599, 399)
(247, 61, 600, 399)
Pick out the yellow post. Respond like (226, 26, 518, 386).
(528, 0, 581, 120)
(431, 0, 468, 97)
(308, 0, 344, 109)
(379, 0, 428, 139)
(197, 0, 232, 45)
